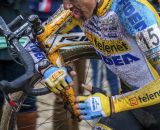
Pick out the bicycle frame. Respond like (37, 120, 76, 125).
(46, 32, 89, 53)
(44, 32, 90, 118)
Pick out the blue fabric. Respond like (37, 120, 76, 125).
(107, 68, 120, 95)
(113, 0, 158, 35)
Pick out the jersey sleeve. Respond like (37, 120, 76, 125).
(24, 39, 49, 72)
(112, 77, 160, 113)
(118, 0, 160, 36)
(118, 0, 160, 74)
(24, 39, 47, 64)
(109, 0, 160, 113)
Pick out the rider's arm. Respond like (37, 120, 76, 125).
(77, 78, 160, 120)
(73, 2, 160, 120)
(23, 40, 50, 72)
(113, 0, 160, 112)
(24, 40, 72, 94)
(112, 77, 160, 113)
(120, 0, 160, 74)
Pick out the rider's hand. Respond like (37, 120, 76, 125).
(76, 92, 112, 120)
(43, 65, 72, 94)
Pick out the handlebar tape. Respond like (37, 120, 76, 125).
(0, 39, 35, 93)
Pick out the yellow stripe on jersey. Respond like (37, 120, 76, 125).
(96, 0, 113, 16)
(137, 0, 160, 26)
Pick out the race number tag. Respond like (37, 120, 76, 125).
(136, 24, 160, 52)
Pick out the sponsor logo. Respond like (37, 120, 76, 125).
(30, 44, 46, 61)
(129, 97, 139, 106)
(138, 90, 160, 103)
(118, 0, 147, 31)
(50, 70, 65, 81)
(129, 90, 160, 106)
(59, 35, 88, 42)
(90, 97, 102, 112)
(94, 38, 130, 55)
(100, 53, 140, 66)
(85, 32, 131, 55)
(84, 17, 101, 35)
(85, 32, 140, 66)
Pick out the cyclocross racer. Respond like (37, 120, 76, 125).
(22, 0, 160, 129)
(61, 0, 160, 129)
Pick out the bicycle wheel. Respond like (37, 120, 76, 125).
(1, 45, 107, 130)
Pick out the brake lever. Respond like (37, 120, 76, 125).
(13, 15, 44, 39)
(8, 15, 24, 31)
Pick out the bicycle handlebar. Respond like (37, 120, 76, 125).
(0, 16, 35, 94)
(0, 13, 80, 120)
(8, 15, 24, 30)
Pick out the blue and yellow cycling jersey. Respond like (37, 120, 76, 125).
(84, 0, 160, 90)
(83, 0, 160, 113)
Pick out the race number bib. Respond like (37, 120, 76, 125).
(136, 24, 160, 52)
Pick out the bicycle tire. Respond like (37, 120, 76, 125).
(0, 45, 98, 130)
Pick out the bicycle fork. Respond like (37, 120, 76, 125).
(61, 85, 80, 120)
